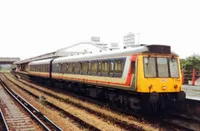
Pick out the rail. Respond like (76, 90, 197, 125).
(0, 109, 9, 131)
(0, 78, 62, 131)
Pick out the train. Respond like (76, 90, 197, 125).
(14, 44, 186, 112)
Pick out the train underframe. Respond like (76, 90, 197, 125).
(14, 72, 186, 113)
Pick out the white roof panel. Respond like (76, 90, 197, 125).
(53, 46, 148, 64)
(29, 58, 53, 65)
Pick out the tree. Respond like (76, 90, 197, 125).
(180, 54, 200, 70)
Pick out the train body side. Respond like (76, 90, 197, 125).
(24, 45, 182, 94)
(28, 59, 52, 78)
(26, 54, 182, 94)
(51, 55, 135, 90)
(14, 45, 185, 111)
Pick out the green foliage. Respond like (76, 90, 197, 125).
(181, 54, 200, 70)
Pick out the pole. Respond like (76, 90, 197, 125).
(182, 69, 185, 84)
(192, 68, 195, 86)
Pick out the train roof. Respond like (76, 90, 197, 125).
(29, 44, 179, 65)
(28, 58, 52, 65)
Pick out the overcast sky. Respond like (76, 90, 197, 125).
(0, 0, 200, 60)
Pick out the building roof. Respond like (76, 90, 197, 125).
(14, 42, 108, 64)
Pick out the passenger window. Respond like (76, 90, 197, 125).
(98, 62, 101, 74)
(109, 61, 114, 73)
(88, 62, 91, 73)
(42, 65, 44, 72)
(72, 63, 75, 73)
(45, 65, 47, 72)
(91, 62, 97, 73)
(62, 63, 68, 73)
(82, 62, 88, 73)
(114, 60, 122, 73)
(102, 61, 108, 72)
(56, 64, 60, 73)
(52, 64, 55, 72)
(43, 65, 45, 72)
(66, 63, 68, 73)
(75, 63, 81, 73)
(68, 63, 73, 73)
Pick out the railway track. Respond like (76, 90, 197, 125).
(0, 110, 8, 131)
(4, 73, 157, 131)
(8, 76, 148, 130)
(160, 112, 200, 131)
(0, 77, 62, 131)
(1, 75, 125, 131)
(6, 72, 200, 131)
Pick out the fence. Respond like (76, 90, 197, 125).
(182, 69, 200, 85)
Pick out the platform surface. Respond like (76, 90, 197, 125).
(182, 85, 200, 100)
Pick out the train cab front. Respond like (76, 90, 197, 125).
(136, 53, 186, 111)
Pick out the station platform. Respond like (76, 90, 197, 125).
(182, 85, 200, 101)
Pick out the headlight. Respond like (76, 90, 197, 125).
(174, 84, 178, 89)
(162, 86, 166, 90)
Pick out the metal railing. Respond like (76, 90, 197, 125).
(182, 69, 200, 85)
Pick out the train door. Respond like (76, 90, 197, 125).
(130, 55, 137, 91)
(49, 59, 55, 79)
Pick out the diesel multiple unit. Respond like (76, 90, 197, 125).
(14, 44, 186, 111)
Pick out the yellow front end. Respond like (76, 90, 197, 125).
(136, 54, 182, 93)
